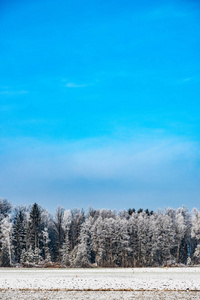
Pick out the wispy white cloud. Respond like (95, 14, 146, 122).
(0, 133, 200, 211)
(0, 90, 28, 96)
(65, 82, 88, 88)
(177, 76, 200, 84)
(147, 8, 188, 20)
(182, 78, 192, 82)
(137, 4, 193, 22)
(0, 104, 16, 112)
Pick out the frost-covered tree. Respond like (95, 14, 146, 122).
(137, 212, 152, 266)
(12, 207, 26, 263)
(128, 212, 139, 267)
(0, 200, 199, 268)
(175, 207, 191, 264)
(53, 206, 65, 264)
(30, 203, 41, 250)
(191, 208, 200, 242)
(0, 215, 13, 266)
(161, 213, 175, 265)
(61, 233, 71, 266)
(0, 199, 11, 219)
(20, 248, 31, 264)
(24, 210, 32, 251)
(41, 210, 51, 262)
(61, 210, 72, 266)
(72, 218, 92, 267)
(42, 227, 51, 262)
(91, 215, 106, 266)
(0, 199, 12, 259)
(191, 208, 200, 264)
(151, 211, 174, 266)
(116, 217, 130, 267)
(193, 244, 200, 264)
(70, 208, 85, 249)
(20, 245, 44, 265)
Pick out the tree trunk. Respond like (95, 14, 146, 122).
(177, 244, 180, 264)
(35, 229, 37, 250)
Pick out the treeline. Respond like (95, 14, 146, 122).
(0, 199, 200, 268)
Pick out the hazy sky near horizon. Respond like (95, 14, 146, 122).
(0, 0, 200, 213)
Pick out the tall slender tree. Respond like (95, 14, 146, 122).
(53, 206, 64, 264)
(12, 207, 26, 263)
(30, 203, 41, 250)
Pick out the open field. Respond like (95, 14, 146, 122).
(0, 268, 200, 299)
(1, 290, 200, 300)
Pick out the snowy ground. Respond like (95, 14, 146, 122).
(1, 290, 200, 300)
(0, 268, 200, 299)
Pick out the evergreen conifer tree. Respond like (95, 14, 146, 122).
(30, 203, 41, 250)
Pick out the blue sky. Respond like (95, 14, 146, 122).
(0, 0, 200, 213)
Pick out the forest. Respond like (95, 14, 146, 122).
(0, 199, 200, 268)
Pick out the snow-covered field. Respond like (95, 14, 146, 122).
(1, 290, 200, 300)
(1, 267, 200, 299)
